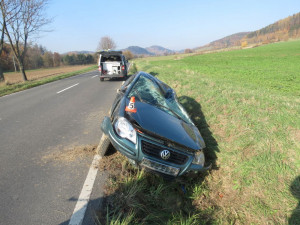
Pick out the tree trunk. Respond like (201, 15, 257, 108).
(19, 63, 27, 81)
(0, 16, 4, 83)
(0, 66, 4, 82)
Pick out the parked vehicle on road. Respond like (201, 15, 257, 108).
(98, 51, 129, 81)
(99, 72, 210, 178)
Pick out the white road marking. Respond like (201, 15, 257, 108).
(56, 83, 79, 94)
(91, 75, 98, 79)
(68, 154, 101, 225)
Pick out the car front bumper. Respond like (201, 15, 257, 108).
(101, 116, 211, 177)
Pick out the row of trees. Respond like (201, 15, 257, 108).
(1, 42, 97, 73)
(62, 53, 96, 65)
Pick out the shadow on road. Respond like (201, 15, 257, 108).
(59, 197, 104, 225)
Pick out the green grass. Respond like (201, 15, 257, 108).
(100, 40, 300, 224)
(98, 153, 214, 225)
(0, 65, 97, 97)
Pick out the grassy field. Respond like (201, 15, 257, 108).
(99, 40, 300, 224)
(0, 65, 97, 97)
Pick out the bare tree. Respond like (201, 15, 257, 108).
(53, 52, 60, 67)
(97, 36, 116, 51)
(184, 48, 193, 54)
(123, 50, 134, 60)
(0, 0, 20, 82)
(0, 4, 5, 81)
(1, 0, 51, 81)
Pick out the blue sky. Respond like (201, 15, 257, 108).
(37, 0, 300, 53)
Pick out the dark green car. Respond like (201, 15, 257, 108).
(99, 72, 210, 178)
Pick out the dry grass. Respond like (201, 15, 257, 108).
(3, 65, 92, 85)
(41, 144, 97, 164)
(97, 151, 215, 225)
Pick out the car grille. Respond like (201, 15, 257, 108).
(141, 141, 189, 165)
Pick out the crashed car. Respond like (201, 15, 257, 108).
(99, 71, 210, 178)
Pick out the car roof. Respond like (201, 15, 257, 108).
(98, 51, 123, 55)
(127, 72, 171, 96)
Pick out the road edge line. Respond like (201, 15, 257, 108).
(68, 154, 101, 225)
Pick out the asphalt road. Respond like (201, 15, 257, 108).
(0, 71, 122, 225)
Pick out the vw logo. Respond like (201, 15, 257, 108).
(160, 150, 170, 160)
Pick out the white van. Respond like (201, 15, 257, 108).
(98, 51, 129, 81)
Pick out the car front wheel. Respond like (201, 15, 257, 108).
(97, 133, 110, 157)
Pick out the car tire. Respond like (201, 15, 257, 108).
(100, 77, 104, 82)
(97, 133, 110, 157)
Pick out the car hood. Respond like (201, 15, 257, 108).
(126, 100, 205, 151)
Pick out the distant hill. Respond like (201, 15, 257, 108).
(146, 45, 174, 55)
(122, 45, 174, 56)
(196, 11, 300, 51)
(123, 46, 154, 56)
(242, 12, 300, 44)
(195, 32, 250, 51)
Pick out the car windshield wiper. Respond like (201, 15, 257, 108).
(132, 89, 188, 123)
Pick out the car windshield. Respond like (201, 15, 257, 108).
(127, 75, 193, 124)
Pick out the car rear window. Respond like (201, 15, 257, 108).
(101, 55, 121, 62)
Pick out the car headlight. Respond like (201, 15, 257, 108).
(114, 117, 137, 144)
(192, 151, 205, 166)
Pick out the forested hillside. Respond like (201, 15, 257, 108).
(196, 12, 300, 51)
(196, 32, 250, 51)
(244, 12, 300, 44)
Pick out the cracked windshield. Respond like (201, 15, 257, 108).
(128, 75, 192, 124)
